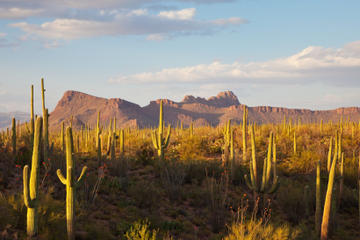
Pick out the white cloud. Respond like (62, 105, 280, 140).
(211, 17, 247, 25)
(0, 7, 44, 18)
(158, 8, 196, 20)
(146, 33, 166, 41)
(0, 0, 234, 19)
(109, 41, 360, 86)
(0, 32, 7, 37)
(10, 11, 245, 40)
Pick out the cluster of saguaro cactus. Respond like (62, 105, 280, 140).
(242, 105, 248, 161)
(23, 116, 42, 237)
(222, 120, 234, 164)
(244, 125, 279, 196)
(151, 100, 171, 161)
(57, 127, 87, 240)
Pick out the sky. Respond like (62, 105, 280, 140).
(0, 0, 360, 113)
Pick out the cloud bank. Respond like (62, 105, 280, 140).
(109, 41, 360, 86)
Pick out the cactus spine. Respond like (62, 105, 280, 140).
(242, 105, 248, 161)
(316, 160, 321, 236)
(56, 127, 87, 240)
(151, 100, 171, 161)
(23, 116, 42, 237)
(244, 125, 279, 195)
(11, 117, 16, 155)
(321, 142, 338, 240)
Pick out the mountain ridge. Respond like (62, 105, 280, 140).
(48, 90, 360, 130)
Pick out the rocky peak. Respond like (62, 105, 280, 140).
(207, 91, 240, 108)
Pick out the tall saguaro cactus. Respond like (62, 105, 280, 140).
(11, 117, 16, 155)
(151, 100, 171, 161)
(242, 105, 248, 161)
(30, 85, 34, 141)
(96, 111, 100, 149)
(244, 125, 279, 196)
(321, 145, 338, 240)
(315, 160, 321, 236)
(223, 120, 234, 164)
(57, 127, 87, 240)
(23, 116, 42, 237)
(119, 129, 125, 154)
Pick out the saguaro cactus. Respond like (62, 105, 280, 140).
(293, 131, 297, 155)
(61, 122, 65, 152)
(11, 117, 16, 155)
(23, 116, 42, 237)
(321, 145, 338, 240)
(242, 105, 248, 161)
(244, 126, 279, 196)
(96, 111, 100, 149)
(120, 129, 124, 154)
(223, 120, 234, 163)
(43, 108, 49, 161)
(327, 137, 333, 173)
(56, 127, 87, 240)
(30, 85, 34, 141)
(151, 100, 171, 161)
(315, 160, 321, 236)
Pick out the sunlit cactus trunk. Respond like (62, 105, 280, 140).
(321, 143, 338, 240)
(23, 116, 42, 237)
(30, 85, 34, 144)
(242, 105, 247, 161)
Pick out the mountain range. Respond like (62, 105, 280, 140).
(47, 90, 360, 130)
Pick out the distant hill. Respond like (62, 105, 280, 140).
(0, 112, 29, 129)
(48, 90, 360, 130)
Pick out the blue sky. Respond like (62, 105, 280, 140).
(0, 0, 360, 113)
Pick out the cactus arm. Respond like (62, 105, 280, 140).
(23, 165, 32, 208)
(266, 176, 279, 194)
(244, 175, 254, 190)
(260, 157, 268, 192)
(57, 169, 67, 185)
(163, 125, 171, 148)
(151, 130, 159, 149)
(76, 166, 88, 186)
(265, 133, 273, 183)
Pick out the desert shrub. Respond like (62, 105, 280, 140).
(223, 220, 300, 240)
(124, 219, 158, 240)
(128, 180, 162, 210)
(159, 160, 187, 201)
(205, 170, 229, 233)
(135, 142, 156, 166)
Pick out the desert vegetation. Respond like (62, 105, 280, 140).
(0, 80, 359, 240)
